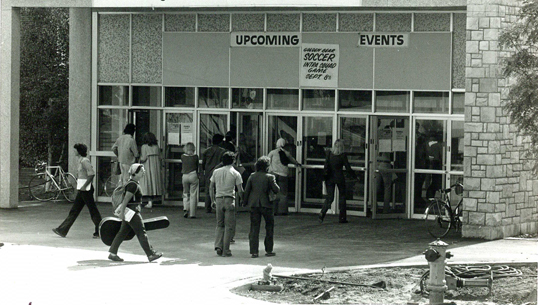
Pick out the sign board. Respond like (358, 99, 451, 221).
(300, 43, 339, 88)
(358, 33, 409, 47)
(231, 32, 301, 47)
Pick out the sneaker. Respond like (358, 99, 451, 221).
(230, 238, 235, 243)
(145, 201, 153, 209)
(108, 253, 123, 262)
(318, 213, 324, 224)
(215, 247, 223, 256)
(339, 219, 349, 224)
(52, 228, 66, 238)
(93, 233, 99, 239)
(265, 252, 276, 257)
(148, 252, 162, 262)
(183, 211, 188, 218)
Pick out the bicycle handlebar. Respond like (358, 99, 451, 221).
(438, 183, 464, 195)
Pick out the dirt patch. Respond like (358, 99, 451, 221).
(232, 264, 537, 305)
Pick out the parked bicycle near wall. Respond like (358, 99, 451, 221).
(28, 161, 77, 202)
(424, 183, 464, 238)
(103, 160, 121, 197)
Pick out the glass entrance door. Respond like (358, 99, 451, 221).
(163, 112, 194, 204)
(300, 115, 333, 213)
(369, 116, 409, 219)
(267, 115, 299, 212)
(340, 116, 368, 216)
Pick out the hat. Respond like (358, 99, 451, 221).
(128, 163, 144, 175)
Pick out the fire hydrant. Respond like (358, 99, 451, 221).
(423, 240, 453, 305)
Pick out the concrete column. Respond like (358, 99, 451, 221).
(68, 8, 92, 173)
(0, 6, 21, 209)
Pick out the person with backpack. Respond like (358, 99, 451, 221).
(53, 143, 102, 239)
(268, 138, 301, 216)
(108, 163, 162, 262)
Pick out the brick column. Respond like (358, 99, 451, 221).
(463, 0, 538, 239)
(0, 6, 20, 209)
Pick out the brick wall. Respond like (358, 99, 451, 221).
(463, 0, 538, 239)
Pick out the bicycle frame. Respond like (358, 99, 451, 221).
(40, 166, 70, 192)
(424, 183, 464, 238)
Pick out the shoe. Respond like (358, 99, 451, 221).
(265, 252, 276, 257)
(145, 201, 152, 209)
(52, 228, 66, 238)
(108, 253, 123, 262)
(339, 219, 349, 224)
(189, 216, 196, 219)
(183, 211, 188, 218)
(93, 233, 99, 239)
(222, 252, 232, 257)
(148, 252, 162, 262)
(230, 238, 235, 243)
(0, 242, 4, 247)
(318, 213, 324, 224)
(206, 209, 213, 214)
(216, 247, 223, 256)
(251, 253, 259, 258)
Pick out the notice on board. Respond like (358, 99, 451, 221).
(181, 123, 193, 145)
(300, 43, 339, 88)
(167, 123, 180, 146)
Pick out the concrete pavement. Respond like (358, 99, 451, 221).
(1, 200, 536, 305)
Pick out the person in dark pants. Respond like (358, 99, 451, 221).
(108, 163, 162, 262)
(53, 143, 102, 238)
(202, 134, 226, 213)
(319, 139, 356, 224)
(242, 156, 280, 258)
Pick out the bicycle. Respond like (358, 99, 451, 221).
(424, 183, 464, 238)
(28, 161, 77, 202)
(103, 160, 121, 197)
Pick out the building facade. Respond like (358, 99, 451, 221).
(1, 0, 536, 239)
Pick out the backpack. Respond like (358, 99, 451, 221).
(111, 181, 138, 210)
(278, 148, 290, 166)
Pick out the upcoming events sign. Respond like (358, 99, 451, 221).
(300, 43, 339, 88)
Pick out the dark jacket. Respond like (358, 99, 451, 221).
(324, 152, 356, 184)
(201, 145, 226, 177)
(242, 171, 280, 209)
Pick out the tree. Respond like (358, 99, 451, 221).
(500, 0, 538, 169)
(20, 8, 69, 169)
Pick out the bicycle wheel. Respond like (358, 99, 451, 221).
(424, 199, 452, 238)
(28, 174, 59, 201)
(104, 176, 119, 197)
(61, 173, 77, 202)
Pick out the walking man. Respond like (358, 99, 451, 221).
(112, 123, 139, 186)
(210, 151, 243, 257)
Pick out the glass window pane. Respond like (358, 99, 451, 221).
(451, 121, 464, 172)
(416, 119, 447, 171)
(98, 86, 128, 106)
(339, 90, 372, 111)
(98, 109, 128, 151)
(375, 91, 410, 112)
(267, 89, 299, 110)
(303, 116, 333, 164)
(452, 92, 464, 114)
(198, 87, 229, 108)
(132, 86, 162, 107)
(340, 117, 367, 167)
(413, 92, 449, 114)
(165, 87, 195, 107)
(164, 113, 193, 159)
(97, 156, 115, 197)
(199, 114, 227, 154)
(232, 88, 263, 109)
(302, 89, 335, 111)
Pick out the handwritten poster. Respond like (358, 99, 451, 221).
(392, 128, 406, 152)
(167, 123, 180, 146)
(300, 43, 339, 88)
(181, 123, 193, 145)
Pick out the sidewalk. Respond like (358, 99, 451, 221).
(1, 201, 536, 305)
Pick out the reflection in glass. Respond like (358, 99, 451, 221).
(132, 109, 162, 148)
(451, 121, 464, 171)
(338, 90, 372, 111)
(199, 114, 227, 154)
(165, 87, 195, 107)
(198, 87, 229, 108)
(230, 112, 263, 188)
(375, 91, 410, 113)
(346, 170, 366, 211)
(98, 109, 128, 151)
(301, 168, 325, 209)
(97, 156, 114, 197)
(164, 162, 183, 201)
(99, 86, 129, 106)
(267, 89, 299, 110)
(416, 119, 447, 171)
(413, 92, 449, 113)
(340, 117, 366, 166)
(413, 173, 428, 214)
(302, 89, 335, 111)
(303, 116, 332, 164)
(232, 88, 263, 109)
(452, 92, 464, 114)
(132, 86, 162, 107)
